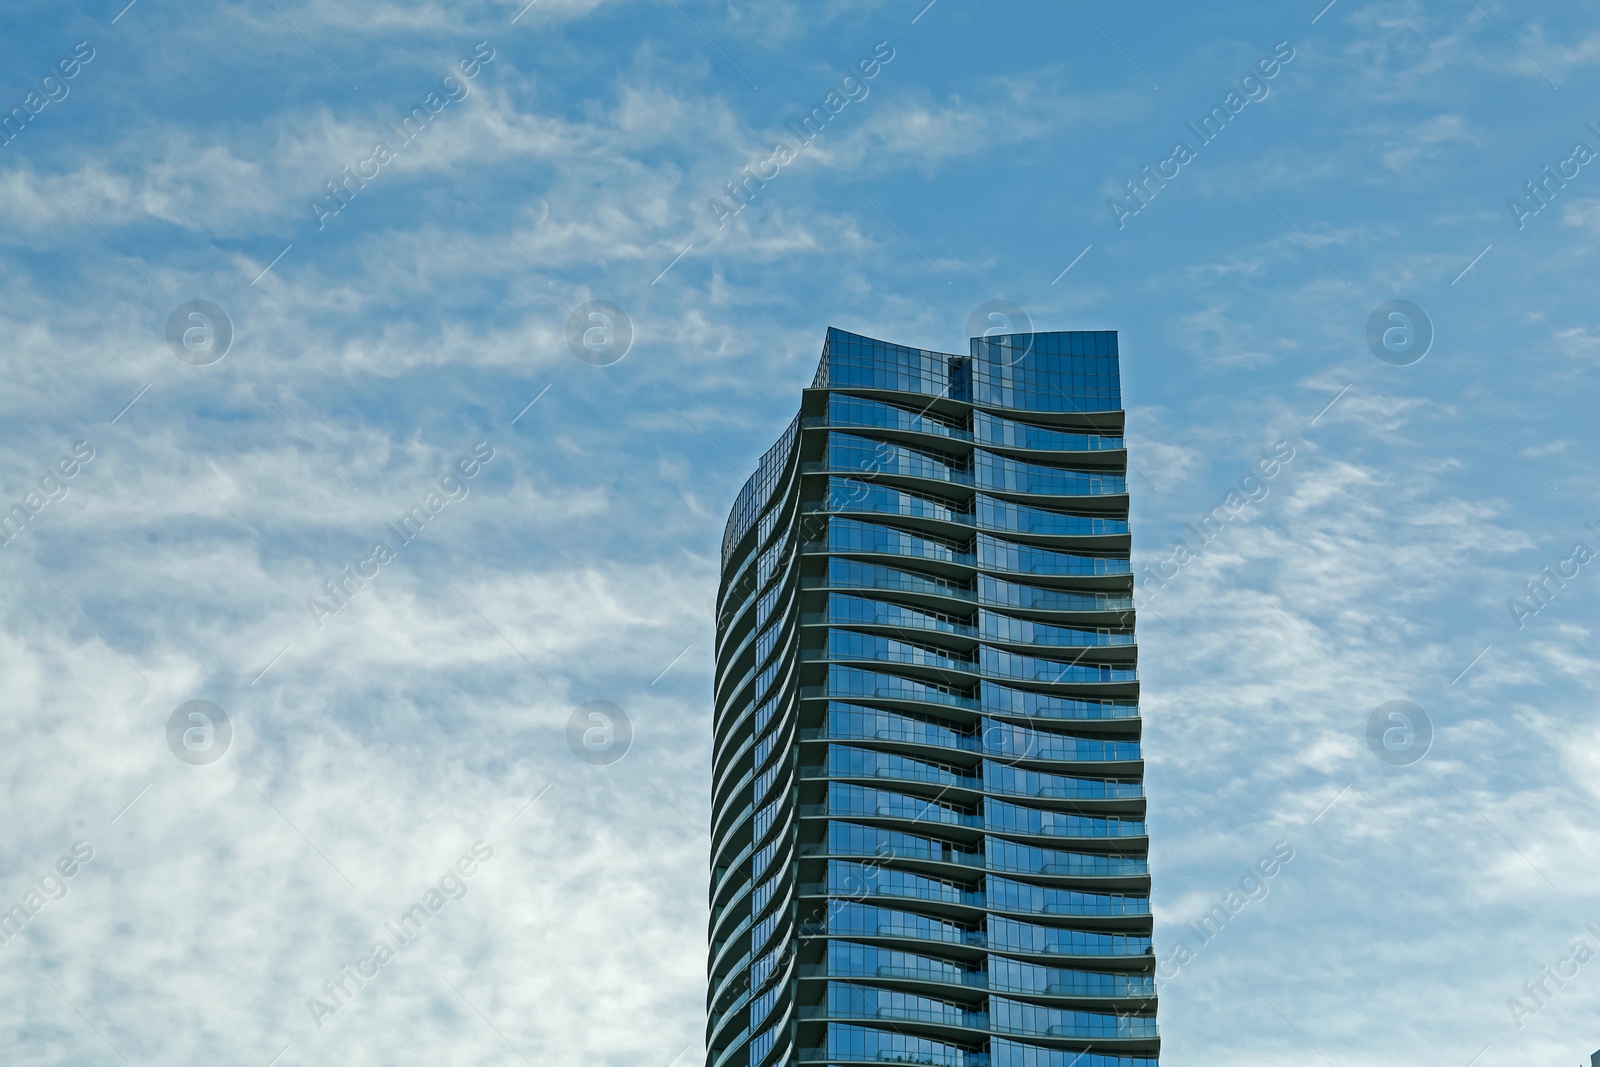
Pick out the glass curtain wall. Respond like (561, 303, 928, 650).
(711, 328, 1155, 1067)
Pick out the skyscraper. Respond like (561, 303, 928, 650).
(709, 328, 1154, 1067)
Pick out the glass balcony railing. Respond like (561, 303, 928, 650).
(977, 501, 1129, 537)
(996, 971, 1156, 998)
(801, 1003, 990, 1030)
(801, 760, 1143, 800)
(986, 881, 1152, 917)
(810, 642, 973, 674)
(807, 537, 972, 566)
(976, 535, 1131, 578)
(806, 459, 975, 487)
(801, 680, 981, 713)
(983, 723, 1142, 763)
(803, 719, 978, 751)
(980, 576, 1133, 614)
(979, 612, 1134, 648)
(805, 571, 977, 603)
(803, 801, 979, 830)
(806, 711, 1140, 764)
(986, 813, 1146, 839)
(808, 486, 974, 527)
(798, 916, 987, 947)
(711, 1027, 749, 1067)
(813, 525, 1136, 582)
(800, 879, 987, 909)
(800, 840, 984, 869)
(812, 434, 973, 486)
(974, 411, 1123, 452)
(798, 1042, 988, 1067)
(803, 962, 1158, 999)
(800, 762, 982, 791)
(990, 924, 1154, 958)
(799, 916, 1151, 955)
(989, 850, 1148, 878)
(982, 647, 1138, 685)
(819, 391, 966, 438)
(804, 1003, 1156, 1040)
(810, 644, 1138, 685)
(985, 765, 1144, 801)
(799, 880, 1150, 917)
(807, 597, 976, 638)
(818, 525, 973, 566)
(800, 962, 988, 990)
(1042, 1017, 1158, 1039)
(810, 395, 974, 441)
(993, 1006, 1157, 1040)
(974, 452, 1125, 496)
(981, 683, 1140, 722)
(799, 841, 1148, 879)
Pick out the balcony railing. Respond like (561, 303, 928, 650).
(802, 801, 979, 830)
(804, 410, 975, 443)
(809, 538, 974, 567)
(795, 1005, 1158, 1040)
(801, 682, 981, 711)
(799, 762, 982, 791)
(804, 497, 975, 526)
(799, 963, 1159, 999)
(799, 962, 988, 989)
(798, 842, 1149, 878)
(797, 1047, 988, 1067)
(804, 460, 975, 487)
(808, 645, 1139, 684)
(798, 880, 987, 909)
(799, 1004, 990, 1029)
(798, 761, 1145, 802)
(804, 611, 977, 639)
(798, 918, 986, 947)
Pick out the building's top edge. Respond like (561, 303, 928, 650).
(728, 326, 1124, 571)
(815, 326, 1120, 383)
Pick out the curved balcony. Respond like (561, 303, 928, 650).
(798, 1002, 989, 1033)
(979, 575, 1133, 616)
(809, 486, 974, 528)
(802, 669, 980, 713)
(817, 432, 973, 485)
(796, 913, 1153, 960)
(976, 535, 1131, 579)
(803, 670, 1140, 724)
(813, 524, 970, 569)
(805, 566, 977, 606)
(976, 493, 1130, 539)
(807, 595, 976, 639)
(799, 839, 1150, 881)
(800, 959, 1156, 1001)
(809, 394, 974, 442)
(808, 707, 1140, 763)
(800, 1000, 1157, 1041)
(806, 640, 1139, 688)
(977, 611, 1133, 649)
(974, 451, 1126, 497)
(974, 410, 1124, 454)
(799, 876, 1150, 921)
(810, 524, 1133, 588)
(801, 760, 1144, 805)
(797, 1027, 987, 1067)
(805, 791, 1146, 847)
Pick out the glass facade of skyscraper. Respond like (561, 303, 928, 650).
(709, 328, 1155, 1067)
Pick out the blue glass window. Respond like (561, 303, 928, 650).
(974, 451, 1124, 496)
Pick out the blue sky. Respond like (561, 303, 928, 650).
(1, 0, 1598, 1064)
